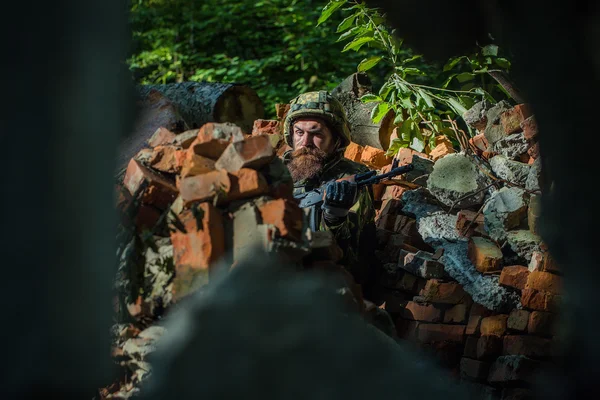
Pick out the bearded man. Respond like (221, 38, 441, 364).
(282, 90, 378, 301)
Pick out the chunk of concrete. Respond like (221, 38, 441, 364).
(525, 157, 542, 192)
(490, 132, 529, 160)
(483, 187, 529, 241)
(427, 153, 490, 208)
(463, 100, 493, 130)
(489, 155, 531, 186)
(483, 100, 512, 147)
(505, 230, 542, 263)
(417, 211, 461, 243)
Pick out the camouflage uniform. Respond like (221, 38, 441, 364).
(282, 91, 377, 291)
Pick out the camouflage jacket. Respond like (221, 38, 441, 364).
(283, 150, 377, 286)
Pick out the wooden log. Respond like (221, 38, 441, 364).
(331, 72, 396, 150)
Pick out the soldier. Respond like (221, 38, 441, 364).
(281, 90, 379, 305)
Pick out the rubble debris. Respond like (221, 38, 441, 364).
(483, 187, 529, 241)
(489, 155, 531, 187)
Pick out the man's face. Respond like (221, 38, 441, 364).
(292, 118, 336, 154)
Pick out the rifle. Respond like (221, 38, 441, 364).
(294, 161, 414, 230)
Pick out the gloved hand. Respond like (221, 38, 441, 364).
(321, 180, 358, 223)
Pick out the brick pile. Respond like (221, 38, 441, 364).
(353, 100, 559, 399)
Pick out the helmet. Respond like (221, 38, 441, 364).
(283, 90, 351, 149)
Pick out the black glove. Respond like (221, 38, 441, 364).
(321, 180, 358, 222)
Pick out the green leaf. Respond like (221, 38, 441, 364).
(400, 120, 413, 141)
(385, 138, 410, 157)
(336, 13, 357, 32)
(456, 72, 475, 82)
(371, 102, 391, 123)
(358, 56, 383, 72)
(495, 57, 511, 69)
(482, 44, 499, 57)
(393, 111, 404, 124)
(360, 94, 381, 103)
(410, 137, 425, 153)
(337, 26, 362, 42)
(342, 36, 375, 52)
(401, 96, 414, 109)
(403, 67, 425, 76)
(441, 74, 457, 89)
(447, 97, 468, 116)
(379, 82, 393, 99)
(443, 56, 466, 72)
(417, 89, 434, 108)
(317, 0, 347, 26)
(402, 55, 423, 65)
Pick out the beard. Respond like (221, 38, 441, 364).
(287, 147, 329, 182)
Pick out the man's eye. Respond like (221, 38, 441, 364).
(295, 131, 303, 136)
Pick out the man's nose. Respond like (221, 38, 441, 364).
(300, 133, 313, 147)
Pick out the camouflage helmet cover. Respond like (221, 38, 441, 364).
(283, 90, 351, 150)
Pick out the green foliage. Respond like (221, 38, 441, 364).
(128, 0, 385, 118)
(319, 0, 513, 156)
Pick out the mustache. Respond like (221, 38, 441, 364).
(291, 146, 328, 159)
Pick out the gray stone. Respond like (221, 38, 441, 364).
(483, 100, 512, 146)
(505, 230, 542, 262)
(462, 100, 493, 129)
(436, 240, 521, 312)
(490, 132, 529, 160)
(401, 250, 446, 279)
(525, 157, 542, 191)
(405, 155, 434, 186)
(489, 155, 531, 186)
(417, 211, 461, 243)
(528, 194, 542, 234)
(483, 187, 529, 241)
(401, 187, 443, 220)
(427, 153, 490, 208)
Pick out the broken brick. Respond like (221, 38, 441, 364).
(400, 301, 443, 322)
(419, 279, 467, 304)
(395, 147, 429, 166)
(172, 129, 201, 149)
(190, 122, 244, 159)
(500, 104, 533, 135)
(464, 336, 479, 358)
(527, 311, 555, 337)
(134, 204, 162, 232)
(480, 314, 509, 336)
(429, 140, 455, 161)
(179, 152, 216, 179)
(149, 145, 184, 174)
(147, 127, 176, 147)
(229, 168, 269, 200)
(417, 323, 466, 343)
(460, 358, 491, 381)
(468, 236, 504, 273)
(170, 203, 225, 299)
(360, 145, 392, 169)
(381, 185, 407, 201)
(470, 133, 489, 152)
(123, 158, 178, 209)
(507, 309, 530, 332)
(527, 141, 540, 160)
(521, 288, 561, 312)
(466, 314, 483, 336)
(541, 252, 561, 274)
(526, 271, 562, 295)
(258, 198, 303, 241)
(179, 169, 231, 206)
(520, 116, 538, 140)
(456, 210, 485, 237)
(252, 119, 281, 136)
(344, 142, 364, 163)
(215, 135, 275, 172)
(503, 335, 553, 358)
(444, 303, 470, 324)
(499, 266, 530, 290)
(477, 334, 503, 360)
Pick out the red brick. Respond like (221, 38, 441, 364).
(252, 119, 281, 136)
(123, 159, 178, 209)
(499, 266, 530, 290)
(417, 323, 466, 343)
(134, 204, 162, 232)
(466, 315, 483, 336)
(275, 103, 290, 120)
(179, 152, 216, 179)
(507, 309, 530, 332)
(470, 133, 489, 152)
(477, 334, 503, 360)
(344, 142, 364, 163)
(527, 141, 540, 159)
(419, 279, 468, 304)
(526, 271, 562, 295)
(444, 303, 470, 324)
(541, 252, 561, 274)
(215, 135, 275, 172)
(172, 129, 201, 149)
(430, 140, 455, 161)
(521, 288, 561, 312)
(148, 145, 184, 174)
(276, 143, 292, 158)
(503, 335, 553, 358)
(468, 236, 503, 273)
(381, 185, 407, 201)
(456, 210, 485, 237)
(520, 116, 538, 140)
(460, 357, 491, 381)
(229, 168, 269, 200)
(527, 311, 555, 336)
(500, 104, 533, 134)
(147, 127, 176, 147)
(480, 314, 509, 336)
(170, 203, 225, 299)
(360, 145, 392, 169)
(400, 301, 443, 322)
(258, 198, 303, 241)
(189, 122, 244, 160)
(395, 147, 429, 166)
(179, 169, 231, 206)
